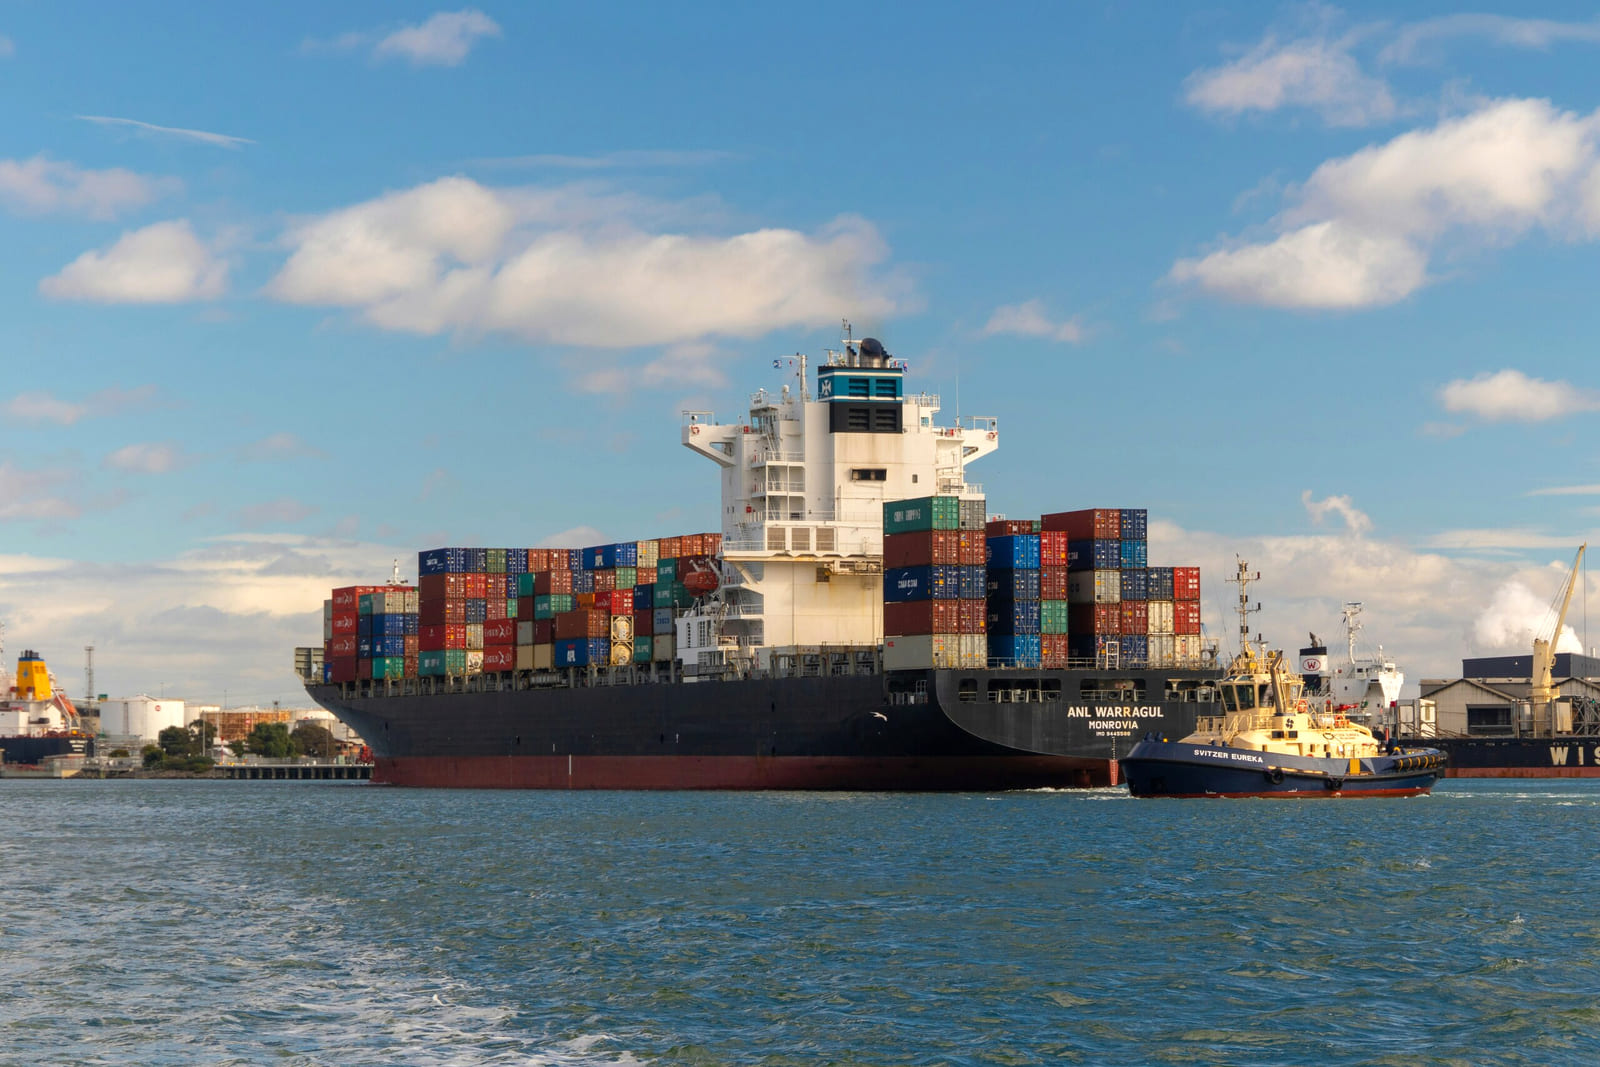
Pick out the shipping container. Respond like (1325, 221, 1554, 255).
(418, 548, 469, 575)
(329, 634, 357, 657)
(987, 598, 1041, 635)
(1147, 566, 1174, 600)
(326, 656, 358, 683)
(1070, 602, 1121, 635)
(985, 519, 1035, 537)
(959, 497, 986, 532)
(1120, 568, 1148, 601)
(1175, 600, 1202, 635)
(506, 548, 528, 574)
(534, 619, 554, 644)
(553, 637, 609, 667)
(1147, 633, 1176, 666)
(1041, 509, 1120, 540)
(1066, 634, 1118, 661)
(1066, 539, 1119, 570)
(356, 636, 373, 659)
(958, 598, 987, 635)
(374, 635, 406, 657)
(611, 615, 634, 644)
(419, 598, 466, 626)
(483, 618, 516, 646)
(986, 568, 1041, 600)
(614, 566, 636, 589)
(1066, 570, 1121, 604)
(534, 643, 555, 670)
(884, 599, 961, 636)
(372, 613, 408, 636)
(1121, 634, 1149, 662)
(988, 634, 1041, 669)
(1041, 634, 1071, 669)
(1147, 600, 1175, 635)
(653, 634, 676, 662)
(485, 548, 507, 574)
(461, 573, 487, 599)
(883, 633, 963, 670)
(1039, 568, 1070, 600)
(1038, 531, 1070, 568)
(986, 534, 1041, 569)
(883, 496, 961, 534)
(653, 582, 693, 609)
(884, 565, 964, 602)
(1119, 540, 1148, 569)
(653, 607, 675, 635)
(1119, 601, 1148, 635)
(636, 540, 660, 568)
(331, 613, 359, 636)
(957, 531, 986, 565)
(464, 599, 488, 625)
(1173, 566, 1201, 601)
(534, 593, 574, 619)
(555, 608, 611, 640)
(1119, 509, 1148, 540)
(465, 649, 484, 675)
(482, 647, 515, 672)
(1040, 599, 1071, 635)
(633, 636, 654, 664)
(1174, 634, 1204, 660)
(883, 530, 961, 568)
(958, 565, 985, 600)
(584, 542, 638, 570)
(517, 621, 535, 646)
(958, 633, 987, 668)
(465, 623, 484, 651)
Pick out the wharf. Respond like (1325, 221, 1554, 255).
(221, 760, 372, 781)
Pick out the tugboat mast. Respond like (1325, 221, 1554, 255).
(1228, 558, 1262, 659)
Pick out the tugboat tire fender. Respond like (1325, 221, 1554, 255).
(1265, 768, 1284, 785)
(1325, 777, 1344, 791)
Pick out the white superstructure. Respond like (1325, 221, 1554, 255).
(676, 330, 994, 676)
(1299, 603, 1404, 723)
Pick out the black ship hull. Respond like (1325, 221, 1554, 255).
(1423, 736, 1600, 778)
(1120, 739, 1444, 798)
(306, 664, 1217, 789)
(0, 734, 92, 766)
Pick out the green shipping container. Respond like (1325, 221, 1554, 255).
(1041, 600, 1071, 635)
(536, 593, 574, 619)
(517, 572, 537, 597)
(653, 582, 692, 609)
(633, 636, 654, 663)
(615, 566, 636, 588)
(419, 650, 447, 677)
(883, 496, 960, 534)
(358, 593, 377, 616)
(372, 655, 407, 679)
(486, 548, 507, 573)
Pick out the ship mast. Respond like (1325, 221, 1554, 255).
(1342, 603, 1363, 666)
(1228, 558, 1262, 661)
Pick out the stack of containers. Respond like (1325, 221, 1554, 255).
(359, 586, 419, 681)
(323, 584, 384, 683)
(1117, 509, 1149, 664)
(1173, 565, 1202, 661)
(1145, 566, 1175, 666)
(986, 527, 1041, 668)
(1051, 508, 1122, 662)
(882, 496, 986, 669)
(1038, 526, 1071, 668)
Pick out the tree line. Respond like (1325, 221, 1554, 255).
(137, 720, 338, 772)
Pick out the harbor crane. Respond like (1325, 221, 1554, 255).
(1530, 544, 1587, 736)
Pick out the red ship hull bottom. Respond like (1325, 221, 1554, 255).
(1445, 766, 1600, 778)
(374, 754, 1118, 790)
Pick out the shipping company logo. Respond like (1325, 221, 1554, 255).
(819, 377, 833, 398)
(1301, 655, 1327, 673)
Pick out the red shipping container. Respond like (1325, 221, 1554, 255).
(536, 569, 574, 595)
(1041, 634, 1071, 669)
(704, 533, 722, 556)
(404, 653, 419, 678)
(611, 589, 634, 613)
(331, 613, 359, 635)
(884, 599, 961, 636)
(419, 598, 466, 626)
(418, 573, 465, 601)
(528, 549, 551, 572)
(635, 565, 657, 585)
(1041, 508, 1121, 540)
(482, 647, 516, 672)
(483, 618, 517, 646)
(1120, 601, 1148, 635)
(1175, 600, 1202, 635)
(331, 585, 383, 612)
(660, 537, 682, 558)
(593, 570, 616, 593)
(985, 519, 1034, 537)
(1039, 531, 1070, 567)
(485, 597, 507, 621)
(358, 657, 373, 681)
(327, 656, 358, 683)
(554, 608, 610, 640)
(958, 598, 987, 634)
(419, 623, 468, 650)
(517, 596, 535, 621)
(1173, 566, 1201, 601)
(634, 611, 653, 637)
(460, 573, 486, 598)
(1040, 568, 1070, 600)
(1070, 603, 1121, 635)
(404, 635, 419, 656)
(957, 531, 986, 565)
(680, 534, 704, 556)
(884, 531, 960, 568)
(534, 618, 554, 643)
(329, 634, 358, 657)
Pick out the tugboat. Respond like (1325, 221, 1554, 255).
(1120, 561, 1445, 798)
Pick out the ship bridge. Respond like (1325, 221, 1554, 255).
(679, 334, 994, 672)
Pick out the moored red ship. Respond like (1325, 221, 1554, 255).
(300, 329, 1224, 788)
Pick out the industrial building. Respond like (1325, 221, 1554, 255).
(1419, 653, 1600, 738)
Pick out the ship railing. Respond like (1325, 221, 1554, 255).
(751, 450, 806, 464)
(906, 392, 941, 409)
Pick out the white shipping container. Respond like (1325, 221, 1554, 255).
(466, 623, 484, 650)
(959, 634, 986, 668)
(1067, 569, 1121, 604)
(323, 599, 333, 621)
(323, 617, 334, 641)
(403, 589, 419, 614)
(465, 649, 485, 674)
(516, 621, 535, 646)
(1147, 600, 1175, 635)
(883, 634, 962, 671)
(1174, 634, 1203, 661)
(637, 540, 660, 567)
(653, 634, 676, 662)
(1147, 633, 1176, 665)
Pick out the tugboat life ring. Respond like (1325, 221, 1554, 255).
(986, 431, 997, 440)
(690, 425, 701, 435)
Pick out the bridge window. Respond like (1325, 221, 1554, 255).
(851, 468, 887, 481)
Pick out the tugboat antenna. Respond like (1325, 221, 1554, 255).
(1227, 558, 1262, 658)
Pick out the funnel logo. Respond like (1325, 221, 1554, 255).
(1300, 655, 1327, 674)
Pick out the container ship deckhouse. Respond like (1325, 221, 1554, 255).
(300, 331, 1223, 790)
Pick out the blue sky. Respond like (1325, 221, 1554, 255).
(3, 2, 1600, 707)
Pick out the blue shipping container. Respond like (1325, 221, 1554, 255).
(583, 543, 639, 570)
(322, 662, 333, 684)
(506, 549, 528, 574)
(884, 565, 964, 602)
(987, 599, 1042, 635)
(571, 570, 595, 594)
(653, 608, 674, 635)
(985, 568, 1041, 600)
(1120, 569, 1148, 601)
(633, 585, 652, 611)
(959, 565, 985, 600)
(418, 547, 469, 575)
(986, 534, 1040, 569)
(1147, 567, 1174, 600)
(1120, 509, 1148, 539)
(1121, 634, 1149, 662)
(554, 637, 609, 667)
(468, 548, 488, 572)
(375, 613, 408, 636)
(357, 615, 373, 637)
(375, 634, 406, 657)
(989, 634, 1041, 668)
(1067, 540, 1119, 570)
(1120, 540, 1148, 569)
(465, 599, 488, 624)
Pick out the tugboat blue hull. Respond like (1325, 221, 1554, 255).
(1120, 740, 1445, 798)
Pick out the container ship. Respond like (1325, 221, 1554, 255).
(0, 644, 93, 766)
(299, 331, 1223, 789)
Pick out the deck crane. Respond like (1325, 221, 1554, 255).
(1530, 544, 1587, 736)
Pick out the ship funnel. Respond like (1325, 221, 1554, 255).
(14, 650, 52, 701)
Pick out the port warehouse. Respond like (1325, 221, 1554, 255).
(306, 501, 1207, 691)
(1413, 653, 1600, 737)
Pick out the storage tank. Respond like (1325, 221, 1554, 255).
(99, 696, 187, 742)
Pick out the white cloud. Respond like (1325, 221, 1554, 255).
(236, 498, 318, 528)
(537, 525, 604, 549)
(76, 114, 253, 149)
(468, 150, 736, 171)
(0, 156, 177, 219)
(1439, 370, 1600, 422)
(40, 220, 228, 304)
(104, 442, 185, 474)
(1529, 484, 1600, 496)
(239, 433, 326, 461)
(0, 462, 78, 521)
(376, 9, 501, 65)
(1301, 491, 1373, 536)
(1472, 579, 1583, 654)
(1185, 34, 1396, 127)
(1422, 528, 1585, 550)
(4, 385, 159, 426)
(982, 300, 1086, 343)
(1171, 98, 1600, 309)
(267, 177, 907, 348)
(1382, 15, 1600, 64)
